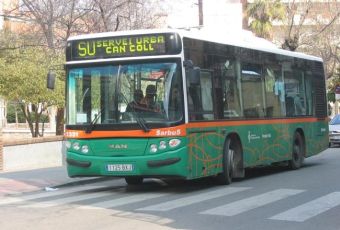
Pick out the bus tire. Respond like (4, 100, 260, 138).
(289, 132, 305, 170)
(215, 139, 234, 185)
(125, 176, 143, 185)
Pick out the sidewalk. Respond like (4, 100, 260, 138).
(0, 166, 105, 196)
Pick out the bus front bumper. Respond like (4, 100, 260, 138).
(66, 147, 188, 178)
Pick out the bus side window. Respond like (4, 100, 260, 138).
(200, 71, 214, 120)
(241, 63, 265, 118)
(188, 85, 203, 121)
(285, 96, 295, 116)
(223, 60, 241, 119)
(265, 66, 283, 117)
(284, 67, 307, 117)
(187, 69, 214, 121)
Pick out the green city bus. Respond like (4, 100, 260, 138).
(64, 29, 328, 185)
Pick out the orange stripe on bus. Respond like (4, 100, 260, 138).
(64, 125, 187, 139)
(64, 117, 325, 139)
(186, 117, 322, 129)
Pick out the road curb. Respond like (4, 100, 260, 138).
(52, 177, 116, 188)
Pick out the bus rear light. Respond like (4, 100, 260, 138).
(169, 139, 181, 148)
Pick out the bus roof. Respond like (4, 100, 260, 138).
(67, 28, 323, 62)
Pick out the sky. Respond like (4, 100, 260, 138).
(165, 0, 243, 32)
(0, 0, 243, 34)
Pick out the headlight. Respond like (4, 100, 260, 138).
(72, 142, 80, 151)
(81, 145, 89, 154)
(169, 139, 181, 148)
(150, 144, 158, 153)
(159, 141, 167, 150)
(65, 141, 71, 149)
(149, 139, 181, 153)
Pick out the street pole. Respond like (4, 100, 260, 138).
(198, 0, 203, 26)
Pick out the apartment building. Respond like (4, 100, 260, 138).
(0, 0, 26, 32)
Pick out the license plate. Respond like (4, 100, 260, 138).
(106, 164, 133, 172)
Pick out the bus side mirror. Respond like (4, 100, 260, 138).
(187, 67, 201, 85)
(184, 60, 200, 85)
(47, 70, 56, 90)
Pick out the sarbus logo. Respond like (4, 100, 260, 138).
(156, 129, 181, 136)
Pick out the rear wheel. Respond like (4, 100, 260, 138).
(289, 132, 305, 170)
(215, 139, 235, 185)
(125, 176, 143, 185)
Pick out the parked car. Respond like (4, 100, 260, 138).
(329, 114, 340, 147)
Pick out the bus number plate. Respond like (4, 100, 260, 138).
(106, 164, 133, 172)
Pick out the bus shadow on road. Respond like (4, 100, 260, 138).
(123, 161, 323, 192)
(125, 177, 221, 193)
(244, 166, 290, 180)
(244, 160, 322, 180)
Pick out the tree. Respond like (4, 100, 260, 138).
(2, 0, 167, 136)
(279, 0, 339, 52)
(328, 67, 340, 103)
(246, 0, 286, 39)
(272, 0, 340, 79)
(0, 32, 64, 137)
(4, 0, 84, 135)
(78, 0, 167, 33)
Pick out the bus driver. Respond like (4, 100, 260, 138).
(141, 85, 159, 110)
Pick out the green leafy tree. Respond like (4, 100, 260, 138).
(328, 67, 340, 103)
(10, 0, 167, 135)
(0, 44, 64, 137)
(246, 0, 286, 39)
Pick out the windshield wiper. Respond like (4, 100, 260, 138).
(85, 108, 104, 133)
(136, 115, 150, 132)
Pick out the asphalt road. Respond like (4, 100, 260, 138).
(1, 147, 339, 230)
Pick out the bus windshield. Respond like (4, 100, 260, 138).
(67, 60, 184, 130)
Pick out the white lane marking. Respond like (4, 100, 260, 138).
(21, 189, 123, 208)
(80, 192, 170, 209)
(270, 192, 340, 222)
(137, 187, 251, 211)
(201, 189, 304, 216)
(0, 184, 110, 206)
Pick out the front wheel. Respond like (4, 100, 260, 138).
(289, 132, 305, 170)
(215, 139, 234, 185)
(125, 176, 143, 185)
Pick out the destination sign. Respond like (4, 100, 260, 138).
(67, 33, 182, 61)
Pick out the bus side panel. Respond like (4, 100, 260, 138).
(186, 120, 328, 175)
(187, 127, 223, 179)
(66, 121, 327, 179)
(232, 122, 290, 168)
(243, 121, 328, 167)
(221, 125, 266, 168)
(260, 122, 289, 165)
(307, 119, 329, 156)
